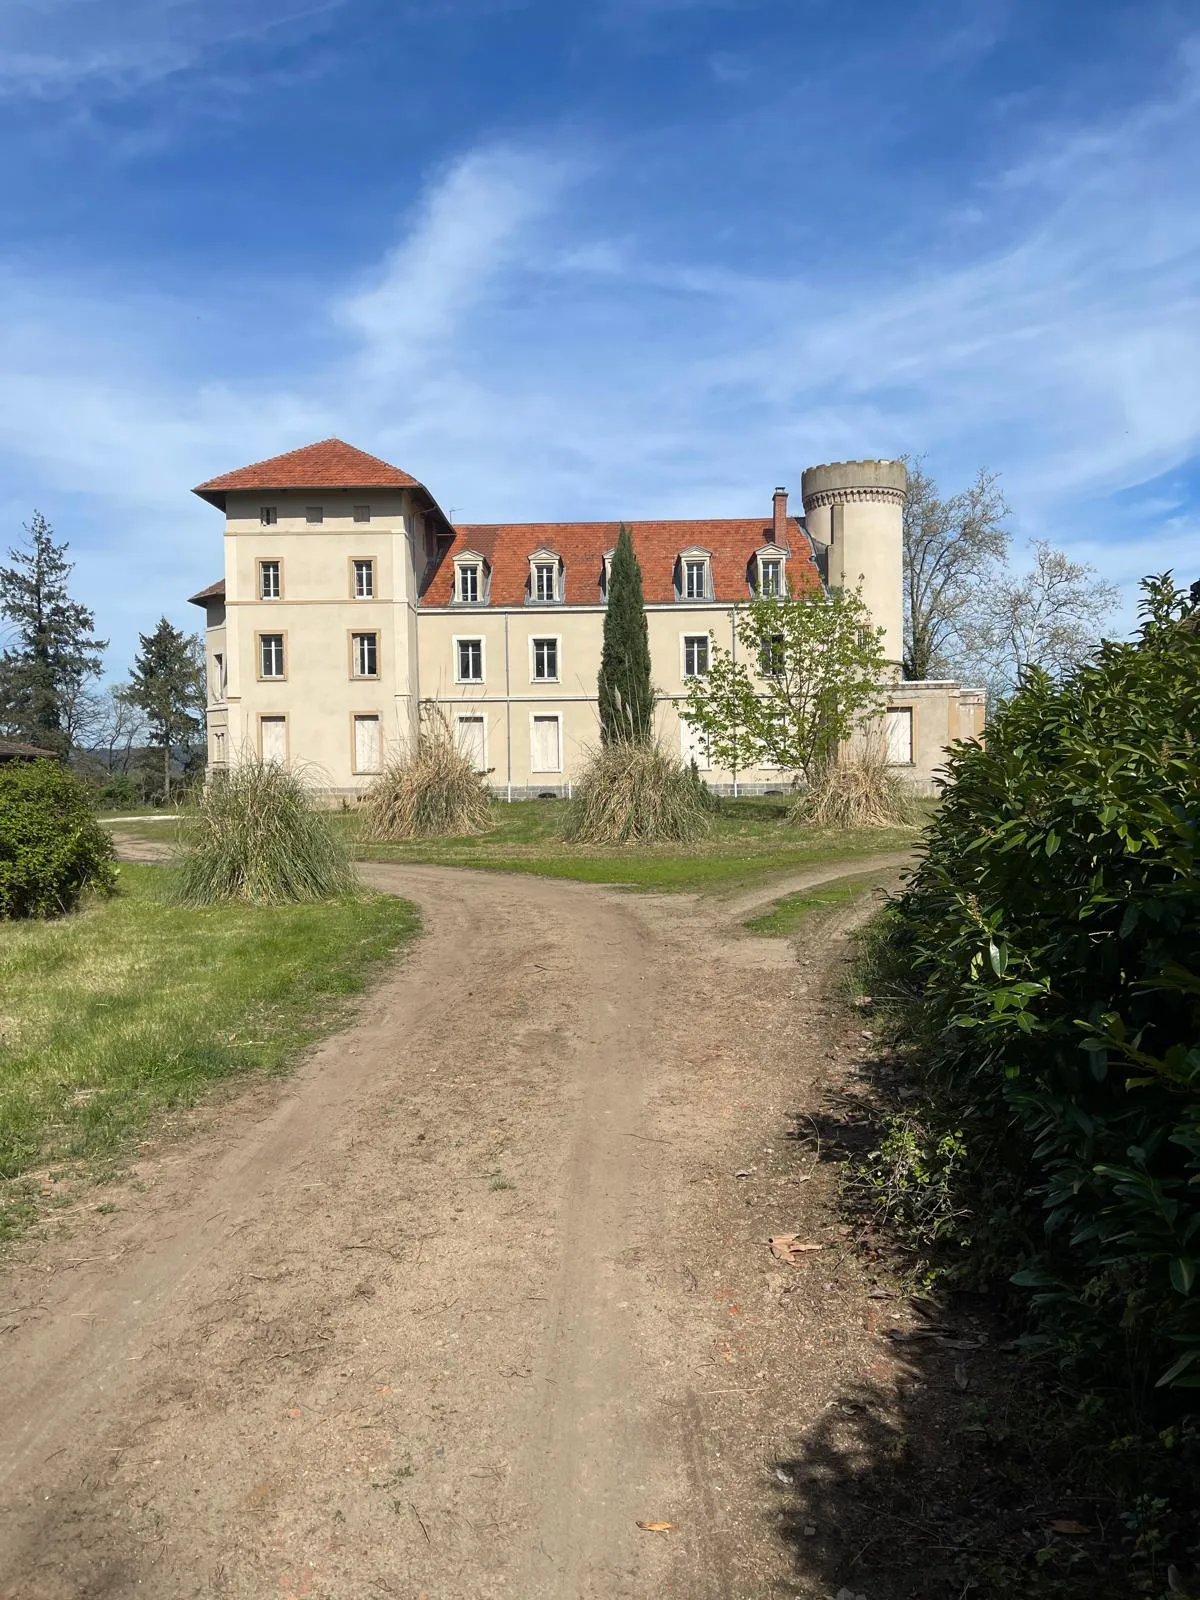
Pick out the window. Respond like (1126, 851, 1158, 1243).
(259, 633, 285, 678)
(306, 505, 323, 524)
(680, 718, 710, 772)
(213, 729, 227, 765)
(456, 715, 486, 771)
(886, 707, 914, 765)
(456, 637, 483, 682)
(530, 714, 561, 773)
(353, 714, 382, 774)
(759, 557, 783, 596)
(351, 631, 379, 678)
(532, 637, 559, 682)
(458, 563, 481, 604)
(684, 558, 708, 600)
(353, 504, 371, 523)
(212, 652, 225, 700)
(682, 634, 709, 678)
(533, 562, 557, 602)
(759, 634, 785, 677)
(260, 506, 277, 526)
(353, 559, 375, 599)
(259, 715, 287, 763)
(258, 559, 281, 599)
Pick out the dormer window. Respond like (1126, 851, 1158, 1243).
(758, 554, 785, 596)
(528, 550, 562, 604)
(601, 549, 616, 600)
(677, 549, 712, 603)
(453, 551, 488, 605)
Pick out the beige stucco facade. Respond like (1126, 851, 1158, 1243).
(191, 453, 984, 799)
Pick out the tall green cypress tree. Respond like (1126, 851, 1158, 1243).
(598, 523, 654, 744)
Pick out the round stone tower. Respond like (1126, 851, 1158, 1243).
(801, 459, 907, 674)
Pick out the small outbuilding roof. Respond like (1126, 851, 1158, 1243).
(0, 737, 57, 760)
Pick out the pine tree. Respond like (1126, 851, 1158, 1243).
(0, 512, 106, 754)
(124, 619, 205, 800)
(598, 524, 654, 744)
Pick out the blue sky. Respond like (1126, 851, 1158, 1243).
(0, 0, 1196, 672)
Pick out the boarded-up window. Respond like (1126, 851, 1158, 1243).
(886, 707, 914, 765)
(354, 715, 381, 774)
(679, 717, 711, 772)
(530, 715, 561, 773)
(260, 715, 287, 765)
(456, 715, 486, 771)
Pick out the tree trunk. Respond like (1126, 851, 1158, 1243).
(163, 741, 171, 801)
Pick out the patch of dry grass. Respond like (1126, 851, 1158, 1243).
(563, 742, 714, 845)
(362, 714, 492, 840)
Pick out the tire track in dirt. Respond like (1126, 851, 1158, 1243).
(0, 854, 911, 1599)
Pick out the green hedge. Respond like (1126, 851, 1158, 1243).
(880, 576, 1200, 1391)
(0, 759, 117, 918)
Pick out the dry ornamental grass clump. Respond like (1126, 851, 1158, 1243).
(174, 759, 354, 905)
(362, 719, 492, 840)
(790, 737, 919, 831)
(563, 741, 714, 845)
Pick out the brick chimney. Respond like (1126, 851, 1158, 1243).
(772, 486, 788, 544)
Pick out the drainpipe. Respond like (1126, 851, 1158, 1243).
(504, 611, 513, 803)
(730, 606, 739, 799)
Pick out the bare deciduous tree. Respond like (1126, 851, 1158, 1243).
(903, 458, 1010, 680)
(958, 540, 1119, 696)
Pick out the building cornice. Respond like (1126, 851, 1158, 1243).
(801, 485, 906, 510)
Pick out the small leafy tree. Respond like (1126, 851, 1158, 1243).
(682, 585, 886, 781)
(598, 524, 654, 744)
(0, 512, 106, 755)
(124, 618, 205, 800)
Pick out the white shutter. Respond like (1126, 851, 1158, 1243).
(885, 707, 913, 765)
(354, 715, 382, 774)
(530, 715, 561, 773)
(456, 715, 486, 771)
(260, 716, 287, 765)
(679, 717, 711, 771)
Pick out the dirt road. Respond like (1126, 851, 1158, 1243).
(0, 856, 909, 1599)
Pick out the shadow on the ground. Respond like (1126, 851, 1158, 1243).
(767, 1077, 1139, 1600)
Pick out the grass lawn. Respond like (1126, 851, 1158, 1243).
(344, 796, 924, 894)
(743, 868, 892, 935)
(0, 865, 419, 1238)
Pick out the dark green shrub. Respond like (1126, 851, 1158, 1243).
(0, 759, 117, 918)
(878, 575, 1200, 1394)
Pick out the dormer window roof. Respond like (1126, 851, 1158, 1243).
(528, 548, 563, 604)
(676, 547, 712, 603)
(453, 549, 489, 604)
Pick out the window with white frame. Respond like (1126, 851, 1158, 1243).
(533, 560, 557, 602)
(351, 631, 379, 678)
(213, 729, 227, 764)
(456, 637, 483, 682)
(353, 714, 382, 774)
(457, 562, 481, 604)
(353, 558, 375, 598)
(212, 652, 225, 701)
(532, 637, 559, 681)
(456, 714, 486, 770)
(683, 556, 709, 600)
(601, 549, 616, 599)
(886, 706, 914, 765)
(258, 559, 281, 600)
(259, 633, 285, 678)
(306, 505, 323, 524)
(759, 633, 785, 677)
(353, 504, 371, 523)
(682, 634, 709, 677)
(260, 714, 287, 764)
(530, 714, 561, 773)
(759, 555, 784, 596)
(260, 505, 277, 526)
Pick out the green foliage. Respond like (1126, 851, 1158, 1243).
(0, 512, 106, 755)
(874, 574, 1200, 1394)
(362, 710, 492, 839)
(175, 760, 354, 905)
(0, 758, 116, 918)
(598, 524, 654, 744)
(563, 741, 714, 844)
(682, 583, 886, 779)
(123, 618, 205, 800)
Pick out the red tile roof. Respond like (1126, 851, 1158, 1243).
(187, 579, 226, 607)
(192, 439, 425, 508)
(420, 518, 819, 607)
